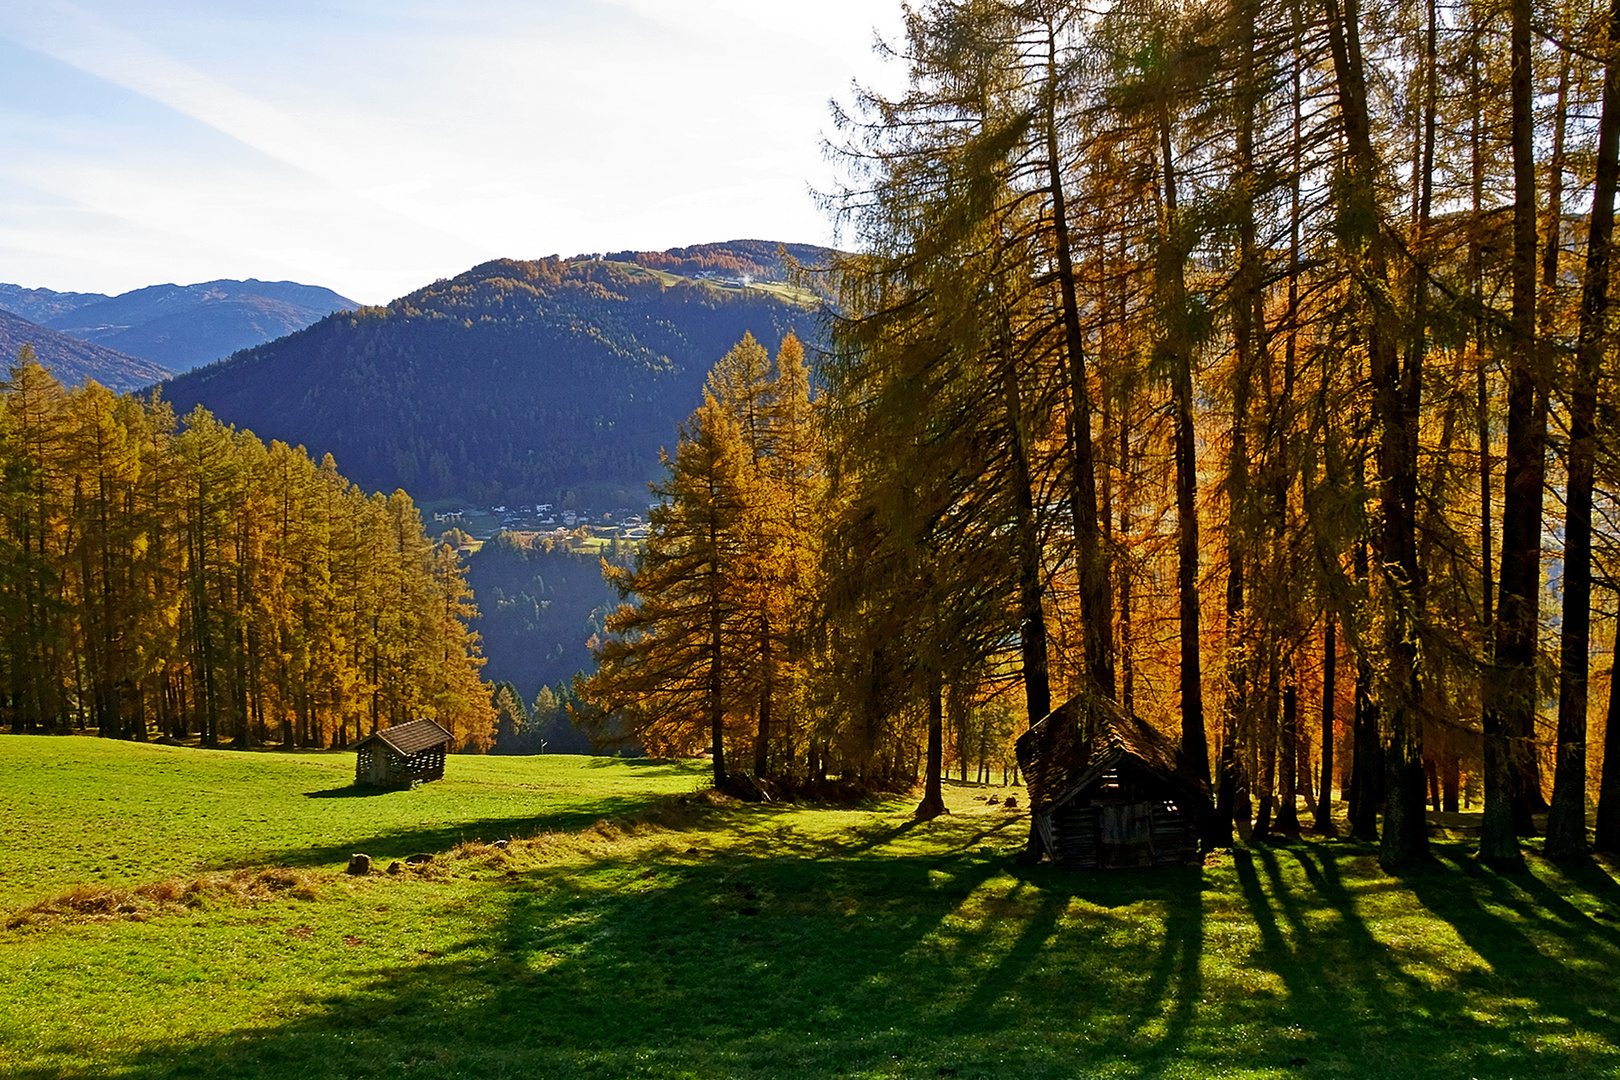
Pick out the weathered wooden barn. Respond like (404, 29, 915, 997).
(353, 718, 454, 789)
(1015, 693, 1212, 868)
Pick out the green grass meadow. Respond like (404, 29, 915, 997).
(3, 736, 1619, 1079)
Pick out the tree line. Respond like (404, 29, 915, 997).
(0, 349, 496, 750)
(581, 329, 1029, 801)
(585, 0, 1620, 866)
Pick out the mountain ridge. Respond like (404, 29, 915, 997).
(0, 278, 355, 374)
(159, 242, 830, 504)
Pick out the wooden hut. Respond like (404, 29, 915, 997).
(353, 718, 454, 789)
(1015, 693, 1212, 868)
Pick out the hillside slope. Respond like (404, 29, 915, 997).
(160, 245, 827, 504)
(0, 310, 172, 392)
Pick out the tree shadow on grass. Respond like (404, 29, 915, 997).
(14, 835, 1620, 1080)
(44, 848, 1009, 1080)
(1245, 840, 1620, 1078)
(986, 861, 1206, 1076)
(1395, 845, 1620, 1062)
(582, 756, 694, 771)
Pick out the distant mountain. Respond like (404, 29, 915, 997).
(0, 284, 109, 325)
(0, 279, 356, 374)
(0, 310, 172, 393)
(43, 279, 355, 373)
(160, 242, 829, 505)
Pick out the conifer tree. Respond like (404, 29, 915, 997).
(0, 356, 492, 751)
(583, 391, 749, 786)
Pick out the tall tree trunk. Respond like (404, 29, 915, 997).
(1044, 23, 1114, 701)
(1315, 616, 1338, 834)
(1482, 0, 1542, 866)
(1596, 618, 1620, 851)
(708, 518, 727, 790)
(1277, 680, 1301, 836)
(1218, 0, 1264, 847)
(1471, 28, 1494, 643)
(1119, 381, 1136, 716)
(754, 611, 772, 778)
(1548, 0, 1620, 857)
(1254, 657, 1280, 840)
(1348, 453, 1381, 842)
(916, 671, 947, 820)
(1156, 92, 1211, 789)
(1323, 0, 1428, 867)
(1003, 343, 1052, 725)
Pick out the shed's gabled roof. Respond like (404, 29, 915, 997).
(1015, 693, 1211, 814)
(357, 718, 454, 756)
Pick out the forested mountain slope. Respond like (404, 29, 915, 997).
(159, 245, 827, 505)
(0, 311, 171, 392)
(466, 537, 619, 702)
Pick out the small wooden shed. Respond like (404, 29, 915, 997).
(1015, 693, 1212, 868)
(353, 718, 454, 789)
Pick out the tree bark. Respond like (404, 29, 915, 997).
(1155, 86, 1211, 790)
(1044, 23, 1115, 702)
(1482, 0, 1542, 866)
(1547, 0, 1620, 858)
(1596, 622, 1620, 852)
(754, 611, 772, 778)
(1003, 343, 1052, 725)
(1323, 0, 1428, 868)
(916, 672, 947, 820)
(708, 517, 727, 790)
(1315, 616, 1338, 834)
(1277, 680, 1301, 836)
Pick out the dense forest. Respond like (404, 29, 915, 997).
(584, 0, 1620, 866)
(463, 531, 625, 739)
(0, 349, 495, 750)
(161, 250, 825, 505)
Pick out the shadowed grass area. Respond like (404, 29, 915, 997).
(3, 740, 1619, 1079)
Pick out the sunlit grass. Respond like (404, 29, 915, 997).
(3, 738, 1618, 1079)
(0, 735, 705, 907)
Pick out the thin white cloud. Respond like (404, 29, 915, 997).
(0, 0, 494, 249)
(0, 0, 911, 300)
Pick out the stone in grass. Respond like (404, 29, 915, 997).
(347, 853, 372, 876)
(1004, 796, 1019, 809)
(387, 861, 402, 875)
(405, 853, 434, 865)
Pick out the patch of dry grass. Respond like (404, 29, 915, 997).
(8, 866, 326, 928)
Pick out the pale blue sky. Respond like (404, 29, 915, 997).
(0, 1, 905, 305)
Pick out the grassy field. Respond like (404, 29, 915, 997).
(3, 737, 1619, 1079)
(0, 737, 705, 909)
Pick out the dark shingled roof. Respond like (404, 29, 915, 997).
(1015, 693, 1212, 814)
(359, 718, 454, 756)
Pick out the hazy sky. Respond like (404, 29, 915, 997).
(0, 1, 907, 306)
